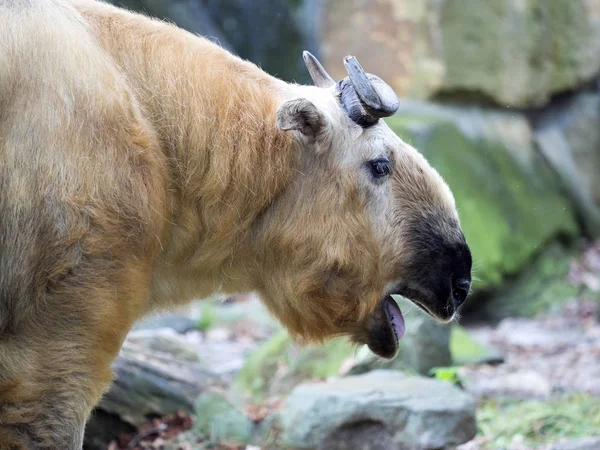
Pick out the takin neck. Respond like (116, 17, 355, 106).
(77, 1, 300, 304)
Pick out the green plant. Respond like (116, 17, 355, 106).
(196, 303, 218, 332)
(428, 366, 463, 386)
(477, 395, 600, 449)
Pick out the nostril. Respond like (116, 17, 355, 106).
(452, 278, 471, 307)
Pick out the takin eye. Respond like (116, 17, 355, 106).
(367, 158, 392, 180)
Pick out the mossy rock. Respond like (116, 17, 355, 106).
(323, 0, 600, 107)
(450, 326, 501, 366)
(440, 0, 598, 106)
(477, 244, 579, 320)
(232, 330, 292, 397)
(535, 92, 600, 238)
(387, 112, 578, 292)
(232, 331, 356, 399)
(194, 390, 254, 446)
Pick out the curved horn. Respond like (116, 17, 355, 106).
(337, 79, 376, 127)
(343, 56, 399, 119)
(303, 51, 335, 88)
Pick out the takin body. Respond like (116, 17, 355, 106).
(0, 0, 472, 448)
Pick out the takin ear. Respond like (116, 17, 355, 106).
(276, 98, 325, 141)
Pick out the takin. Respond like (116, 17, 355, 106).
(0, 0, 472, 448)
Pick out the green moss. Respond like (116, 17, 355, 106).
(290, 337, 354, 380)
(232, 330, 292, 397)
(450, 326, 495, 365)
(477, 395, 600, 449)
(232, 331, 355, 399)
(196, 302, 218, 332)
(387, 116, 577, 291)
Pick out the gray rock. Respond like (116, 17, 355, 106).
(548, 437, 600, 450)
(535, 91, 600, 238)
(125, 329, 204, 362)
(268, 370, 476, 450)
(95, 337, 224, 427)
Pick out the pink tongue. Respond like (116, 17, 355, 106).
(385, 296, 405, 341)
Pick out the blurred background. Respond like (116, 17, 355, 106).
(87, 1, 600, 449)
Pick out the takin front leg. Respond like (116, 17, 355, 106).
(0, 336, 110, 450)
(0, 273, 148, 449)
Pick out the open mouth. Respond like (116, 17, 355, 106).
(406, 296, 436, 317)
(364, 287, 456, 359)
(383, 296, 405, 342)
(391, 283, 455, 323)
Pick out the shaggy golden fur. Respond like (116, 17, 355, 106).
(0, 1, 469, 448)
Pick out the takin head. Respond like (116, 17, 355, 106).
(250, 52, 472, 359)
